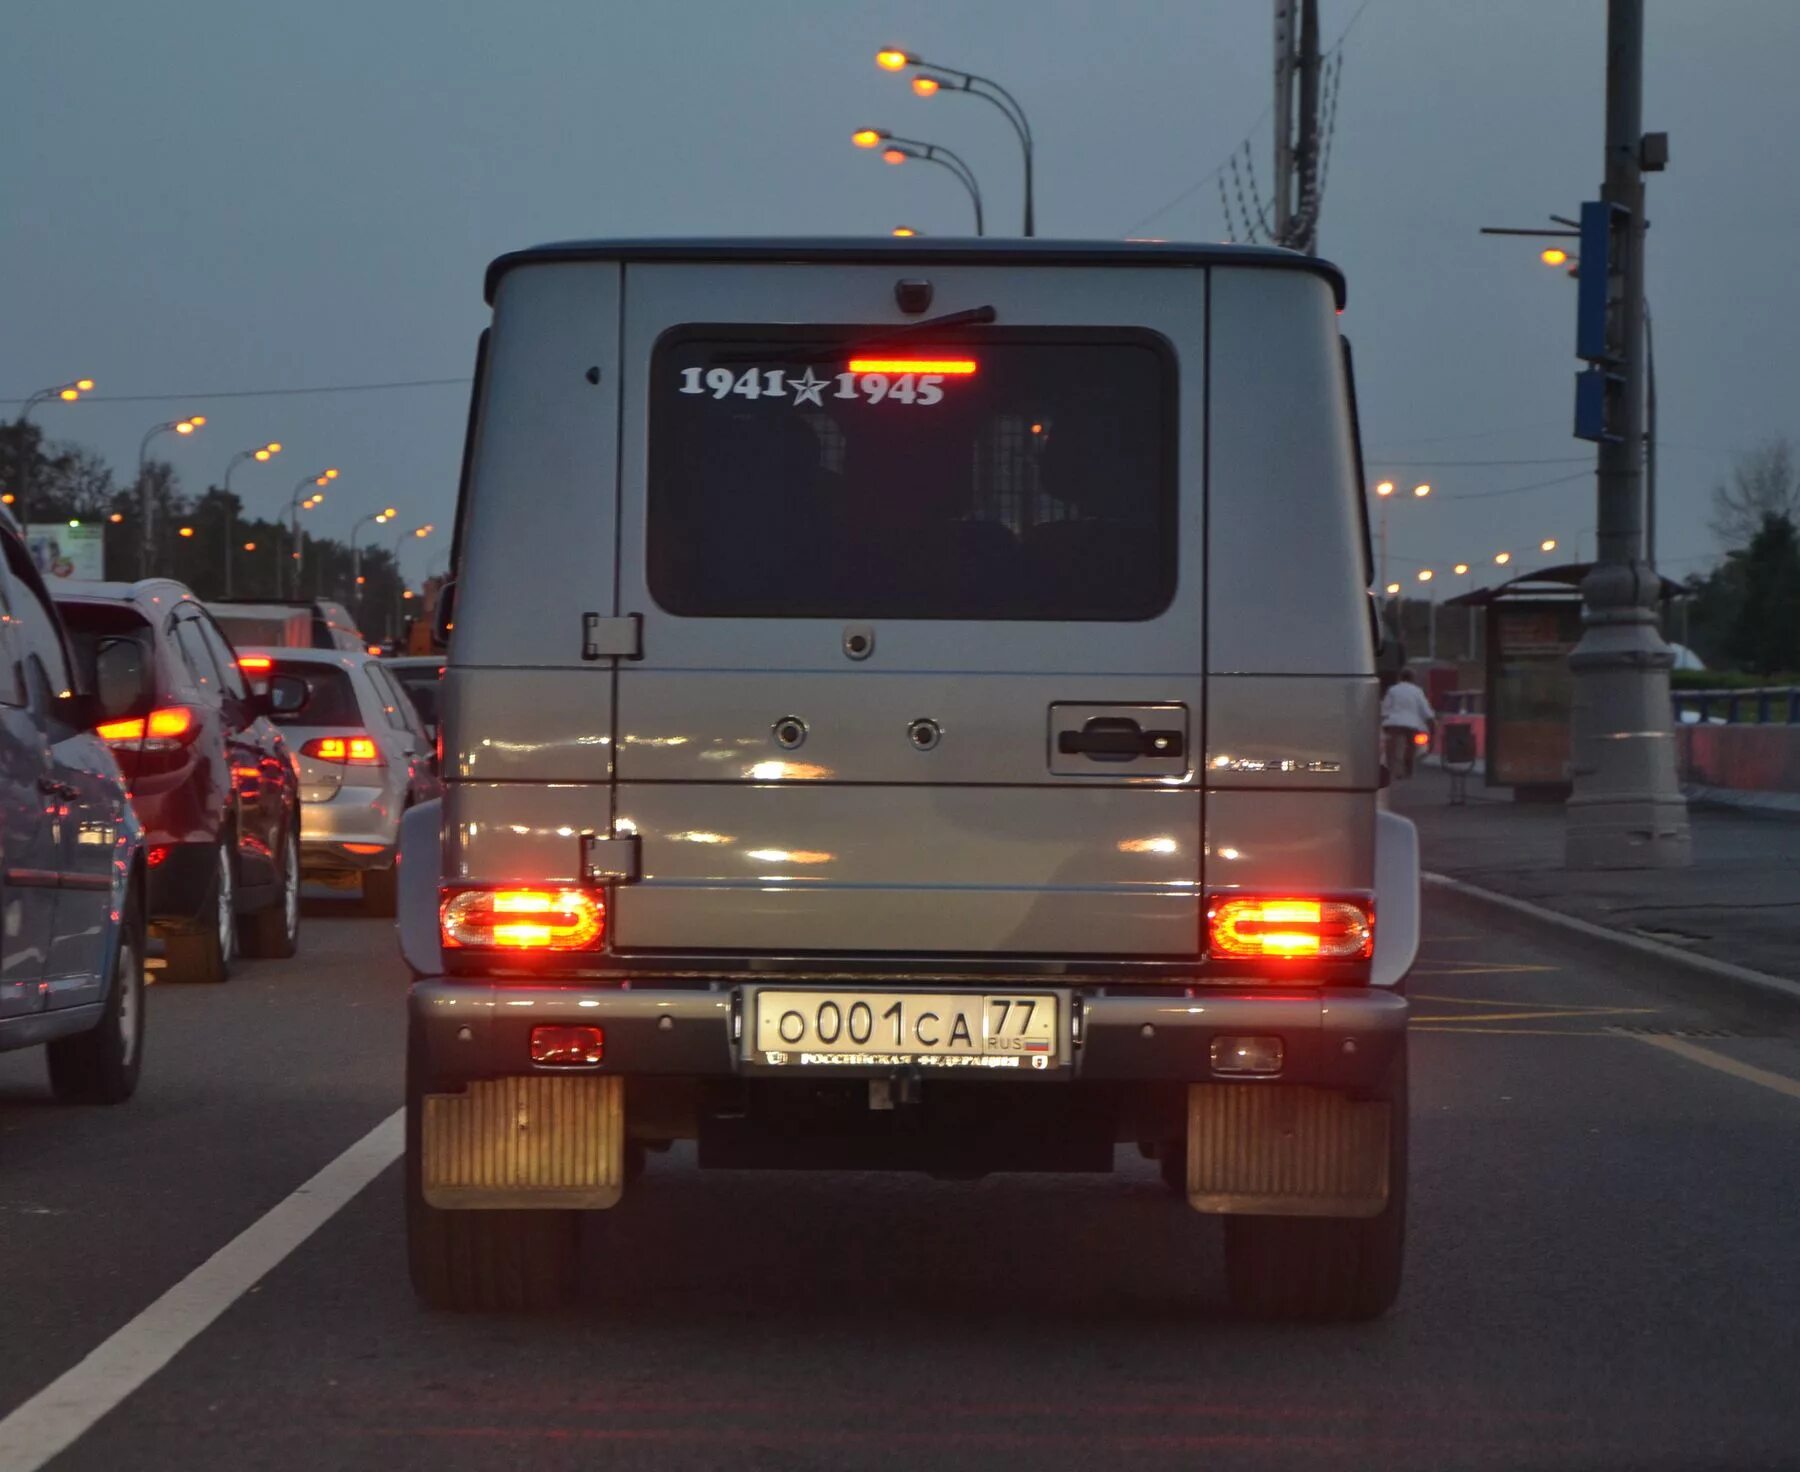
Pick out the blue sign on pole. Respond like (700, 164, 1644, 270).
(1575, 200, 1625, 363)
(1574, 367, 1622, 444)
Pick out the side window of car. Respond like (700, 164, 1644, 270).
(367, 665, 417, 734)
(0, 533, 74, 709)
(172, 612, 223, 701)
(196, 615, 249, 700)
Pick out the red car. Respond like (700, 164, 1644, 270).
(54, 581, 304, 982)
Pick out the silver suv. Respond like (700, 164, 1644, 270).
(399, 238, 1420, 1319)
(0, 510, 151, 1102)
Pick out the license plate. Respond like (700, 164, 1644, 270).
(750, 990, 1061, 1072)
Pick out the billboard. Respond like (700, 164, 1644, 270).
(1486, 599, 1583, 791)
(26, 523, 106, 583)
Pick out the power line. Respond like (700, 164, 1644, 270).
(1, 376, 469, 407)
(1439, 470, 1592, 501)
(1371, 455, 1591, 468)
(1121, 0, 1376, 238)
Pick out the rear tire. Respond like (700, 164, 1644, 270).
(363, 863, 398, 918)
(241, 823, 301, 959)
(1222, 1050, 1408, 1322)
(405, 1019, 580, 1312)
(48, 888, 146, 1105)
(163, 840, 236, 984)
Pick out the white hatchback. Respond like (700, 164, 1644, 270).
(243, 647, 441, 915)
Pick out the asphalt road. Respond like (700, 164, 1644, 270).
(3, 891, 1798, 1472)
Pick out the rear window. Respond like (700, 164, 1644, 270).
(387, 664, 441, 726)
(214, 611, 309, 649)
(648, 326, 1175, 621)
(267, 659, 363, 728)
(56, 601, 156, 692)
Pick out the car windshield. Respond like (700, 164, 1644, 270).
(265, 658, 362, 727)
(648, 326, 1175, 621)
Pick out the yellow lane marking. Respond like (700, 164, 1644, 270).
(1627, 1034, 1800, 1103)
(1412, 1006, 1659, 1025)
(1409, 964, 1559, 977)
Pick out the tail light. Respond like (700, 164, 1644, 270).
(440, 887, 606, 952)
(1206, 895, 1374, 961)
(301, 734, 382, 764)
(1412, 731, 1431, 748)
(97, 706, 199, 751)
(238, 654, 273, 674)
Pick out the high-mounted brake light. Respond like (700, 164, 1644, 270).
(440, 887, 606, 952)
(846, 357, 978, 374)
(302, 735, 381, 764)
(97, 706, 198, 746)
(1207, 895, 1374, 961)
(238, 654, 273, 673)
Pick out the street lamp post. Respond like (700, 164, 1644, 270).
(391, 524, 433, 642)
(878, 48, 1034, 235)
(137, 416, 206, 578)
(1417, 569, 1437, 662)
(350, 507, 398, 611)
(287, 469, 338, 598)
(220, 442, 281, 596)
(12, 379, 95, 526)
(853, 129, 984, 234)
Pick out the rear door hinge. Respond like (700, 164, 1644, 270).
(581, 612, 642, 661)
(581, 832, 641, 883)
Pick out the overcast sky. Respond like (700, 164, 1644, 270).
(6, 0, 1793, 590)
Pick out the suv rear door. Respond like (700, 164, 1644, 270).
(610, 264, 1205, 960)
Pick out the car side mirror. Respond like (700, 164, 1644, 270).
(431, 578, 456, 651)
(263, 673, 310, 717)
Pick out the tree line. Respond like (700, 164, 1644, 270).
(1683, 438, 1800, 678)
(0, 419, 418, 640)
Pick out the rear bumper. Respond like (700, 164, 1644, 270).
(300, 783, 397, 872)
(409, 979, 1406, 1091)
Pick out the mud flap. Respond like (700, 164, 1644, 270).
(1184, 1084, 1390, 1218)
(422, 1074, 624, 1209)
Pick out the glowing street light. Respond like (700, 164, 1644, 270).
(875, 46, 1035, 235)
(1495, 552, 1512, 565)
(1412, 483, 1432, 498)
(1385, 582, 1401, 596)
(289, 469, 342, 597)
(1375, 481, 1395, 497)
(891, 226, 918, 237)
(1454, 563, 1469, 576)
(853, 128, 985, 234)
(1417, 569, 1434, 582)
(1541, 538, 1558, 553)
(136, 414, 208, 577)
(221, 441, 284, 595)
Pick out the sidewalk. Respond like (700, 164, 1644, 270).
(1390, 766, 1800, 984)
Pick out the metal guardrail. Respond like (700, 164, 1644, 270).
(1671, 687, 1800, 725)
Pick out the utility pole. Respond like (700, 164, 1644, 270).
(1565, 0, 1690, 869)
(1272, 0, 1322, 254)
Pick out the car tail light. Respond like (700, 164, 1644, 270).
(97, 706, 199, 750)
(440, 887, 606, 951)
(238, 654, 273, 673)
(1412, 731, 1431, 748)
(301, 734, 382, 764)
(1206, 895, 1374, 961)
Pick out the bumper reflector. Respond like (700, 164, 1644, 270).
(1207, 895, 1374, 960)
(531, 1025, 605, 1066)
(1210, 1035, 1284, 1075)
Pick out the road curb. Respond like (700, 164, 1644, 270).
(1421, 870, 1800, 1010)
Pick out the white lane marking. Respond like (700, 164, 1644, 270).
(1422, 871, 1800, 1007)
(1628, 1033, 1800, 1103)
(0, 1109, 403, 1472)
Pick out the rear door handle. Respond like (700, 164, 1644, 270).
(1056, 717, 1184, 762)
